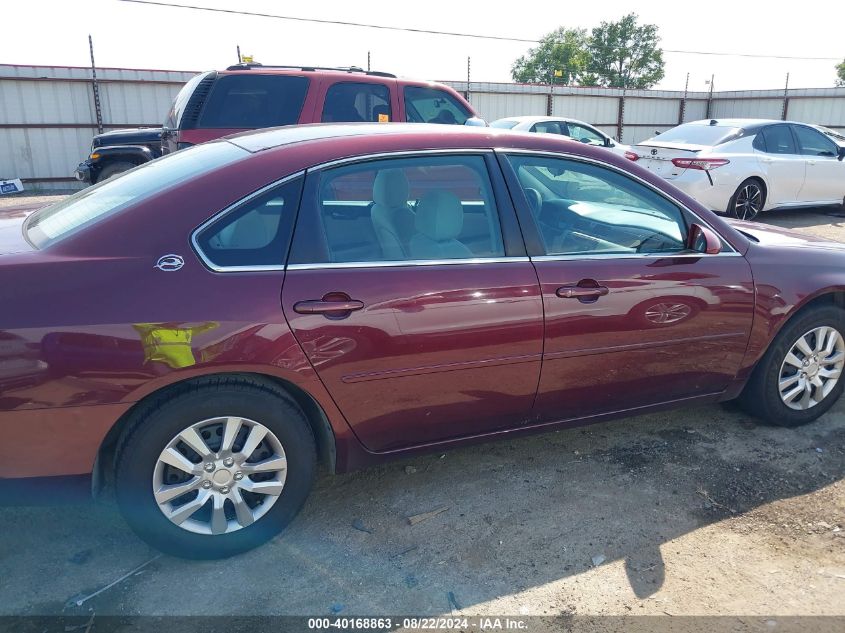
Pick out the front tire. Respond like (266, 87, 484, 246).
(738, 305, 845, 427)
(114, 377, 316, 559)
(96, 161, 135, 182)
(728, 178, 766, 221)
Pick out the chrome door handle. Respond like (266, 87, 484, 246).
(293, 295, 364, 317)
(556, 285, 609, 299)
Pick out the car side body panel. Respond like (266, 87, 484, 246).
(4, 126, 843, 486)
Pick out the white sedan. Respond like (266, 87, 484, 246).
(490, 115, 632, 158)
(632, 119, 845, 220)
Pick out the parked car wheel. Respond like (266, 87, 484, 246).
(97, 161, 136, 182)
(728, 178, 766, 221)
(738, 305, 845, 426)
(115, 376, 316, 559)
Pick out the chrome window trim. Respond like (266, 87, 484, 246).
(531, 252, 743, 263)
(498, 148, 739, 255)
(190, 171, 305, 273)
(305, 148, 494, 173)
(287, 256, 530, 271)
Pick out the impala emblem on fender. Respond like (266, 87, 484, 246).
(154, 254, 185, 272)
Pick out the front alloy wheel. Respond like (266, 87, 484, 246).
(778, 326, 844, 410)
(737, 305, 845, 426)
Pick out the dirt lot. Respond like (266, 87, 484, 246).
(0, 193, 843, 626)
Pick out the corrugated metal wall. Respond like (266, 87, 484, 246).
(0, 65, 194, 189)
(3, 65, 845, 190)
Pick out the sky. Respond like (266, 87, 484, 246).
(1, 0, 843, 92)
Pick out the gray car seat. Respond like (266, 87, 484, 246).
(409, 191, 473, 259)
(371, 169, 415, 259)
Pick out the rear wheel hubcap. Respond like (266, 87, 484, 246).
(778, 326, 845, 410)
(152, 416, 288, 535)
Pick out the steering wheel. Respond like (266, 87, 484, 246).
(524, 187, 543, 216)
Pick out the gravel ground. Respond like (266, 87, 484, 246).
(0, 193, 843, 627)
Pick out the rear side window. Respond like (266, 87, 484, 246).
(792, 125, 838, 156)
(290, 155, 504, 264)
(194, 176, 304, 270)
(322, 82, 392, 123)
(26, 142, 247, 249)
(532, 121, 565, 135)
(198, 75, 309, 128)
(404, 86, 471, 125)
(760, 125, 797, 154)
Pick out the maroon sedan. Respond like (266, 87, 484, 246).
(1, 124, 844, 558)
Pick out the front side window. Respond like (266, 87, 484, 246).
(194, 176, 304, 269)
(290, 155, 504, 264)
(567, 123, 606, 146)
(26, 142, 247, 249)
(760, 125, 797, 155)
(507, 155, 688, 256)
(322, 82, 392, 123)
(792, 125, 838, 157)
(198, 74, 309, 128)
(404, 86, 471, 125)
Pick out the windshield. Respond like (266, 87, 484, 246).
(26, 142, 247, 249)
(490, 119, 520, 129)
(648, 123, 742, 146)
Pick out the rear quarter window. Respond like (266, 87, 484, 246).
(199, 74, 310, 128)
(25, 142, 247, 248)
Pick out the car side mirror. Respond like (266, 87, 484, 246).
(688, 223, 722, 254)
(464, 117, 487, 127)
(838, 146, 845, 161)
(604, 137, 613, 147)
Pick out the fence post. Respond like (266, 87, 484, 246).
(781, 72, 790, 120)
(678, 72, 689, 124)
(465, 56, 470, 102)
(88, 35, 104, 135)
(617, 93, 625, 143)
(705, 74, 715, 119)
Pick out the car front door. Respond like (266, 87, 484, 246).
(281, 152, 544, 452)
(791, 124, 845, 204)
(500, 152, 756, 424)
(754, 124, 805, 206)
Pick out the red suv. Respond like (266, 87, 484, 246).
(161, 63, 483, 153)
(76, 64, 482, 183)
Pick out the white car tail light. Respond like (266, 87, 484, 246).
(671, 158, 730, 170)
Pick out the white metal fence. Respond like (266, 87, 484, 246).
(2, 64, 845, 190)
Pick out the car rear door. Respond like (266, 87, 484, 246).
(281, 151, 544, 452)
(791, 124, 844, 203)
(500, 152, 756, 424)
(754, 124, 806, 205)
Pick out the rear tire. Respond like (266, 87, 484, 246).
(96, 161, 135, 182)
(728, 178, 766, 221)
(114, 376, 316, 559)
(737, 305, 845, 427)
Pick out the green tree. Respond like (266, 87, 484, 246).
(586, 13, 665, 89)
(511, 27, 590, 84)
(837, 59, 845, 86)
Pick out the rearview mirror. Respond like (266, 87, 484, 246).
(464, 117, 488, 127)
(838, 146, 845, 161)
(688, 223, 722, 254)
